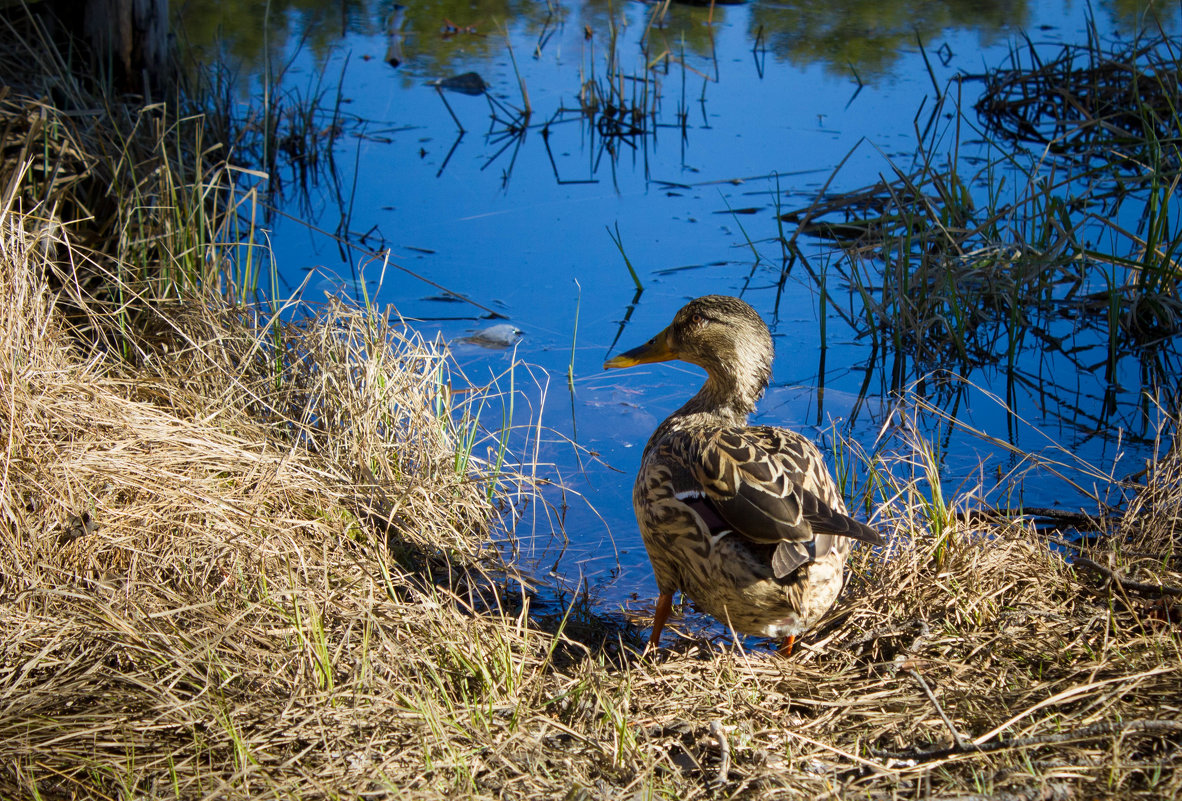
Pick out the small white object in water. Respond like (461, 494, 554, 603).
(459, 323, 522, 348)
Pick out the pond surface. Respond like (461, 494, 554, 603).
(178, 0, 1181, 633)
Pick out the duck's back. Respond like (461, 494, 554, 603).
(631, 422, 859, 639)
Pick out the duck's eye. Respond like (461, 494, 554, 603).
(691, 313, 705, 326)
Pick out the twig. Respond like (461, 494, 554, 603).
(929, 785, 1072, 801)
(906, 668, 967, 750)
(1073, 555, 1182, 598)
(709, 719, 730, 788)
(782, 727, 888, 772)
(872, 719, 1182, 762)
(953, 505, 1109, 532)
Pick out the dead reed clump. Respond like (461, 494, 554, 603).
(0, 61, 265, 317)
(975, 33, 1182, 161)
(1065, 430, 1182, 635)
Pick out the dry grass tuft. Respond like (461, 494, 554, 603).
(0, 207, 536, 799)
(1120, 439, 1182, 560)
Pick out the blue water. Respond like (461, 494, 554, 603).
(179, 0, 1181, 622)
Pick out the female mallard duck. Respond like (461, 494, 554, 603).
(604, 295, 883, 655)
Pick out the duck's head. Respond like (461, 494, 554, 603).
(604, 295, 774, 415)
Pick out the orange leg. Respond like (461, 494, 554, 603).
(649, 591, 673, 650)
(778, 635, 795, 657)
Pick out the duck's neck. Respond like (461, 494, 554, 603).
(673, 367, 767, 427)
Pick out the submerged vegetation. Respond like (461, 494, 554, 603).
(0, 7, 1180, 801)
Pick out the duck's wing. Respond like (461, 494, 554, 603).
(672, 426, 884, 579)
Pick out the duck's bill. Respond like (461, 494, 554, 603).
(603, 330, 676, 369)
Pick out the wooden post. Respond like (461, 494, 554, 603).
(46, 0, 170, 93)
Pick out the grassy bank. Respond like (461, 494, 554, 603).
(0, 33, 1180, 801)
(2, 199, 1180, 799)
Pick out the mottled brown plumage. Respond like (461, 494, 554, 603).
(604, 295, 883, 653)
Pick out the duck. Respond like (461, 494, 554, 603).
(603, 295, 883, 655)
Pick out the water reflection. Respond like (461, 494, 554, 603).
(177, 0, 1028, 83)
(178, 0, 560, 80)
(176, 0, 389, 66)
(178, 0, 1179, 88)
(750, 0, 1022, 79)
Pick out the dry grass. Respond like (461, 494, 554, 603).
(2, 200, 1180, 800)
(0, 205, 514, 796)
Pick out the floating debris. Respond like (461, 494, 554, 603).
(441, 18, 481, 37)
(458, 323, 522, 348)
(435, 72, 489, 96)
